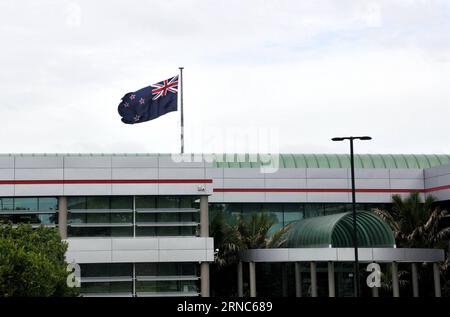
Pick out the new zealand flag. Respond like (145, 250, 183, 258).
(118, 75, 178, 124)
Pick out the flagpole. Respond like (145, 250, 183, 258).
(179, 66, 184, 154)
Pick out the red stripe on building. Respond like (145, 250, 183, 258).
(0, 179, 213, 185)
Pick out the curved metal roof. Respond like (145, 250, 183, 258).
(285, 211, 395, 248)
(213, 154, 450, 169)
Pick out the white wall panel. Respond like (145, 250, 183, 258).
(112, 250, 159, 262)
(111, 184, 158, 195)
(307, 179, 349, 189)
(354, 193, 392, 203)
(111, 156, 158, 168)
(15, 156, 63, 168)
(112, 168, 158, 180)
(0, 169, 14, 180)
(264, 178, 307, 188)
(354, 178, 390, 189)
(223, 168, 264, 179)
(15, 168, 63, 180)
(158, 168, 205, 179)
(265, 192, 308, 203)
(389, 169, 423, 179)
(264, 168, 306, 179)
(64, 156, 111, 168)
(15, 184, 63, 196)
(223, 178, 265, 188)
(159, 250, 207, 262)
(64, 168, 111, 180)
(390, 179, 424, 190)
(0, 156, 14, 168)
(65, 251, 112, 264)
(0, 185, 14, 196)
(223, 192, 265, 202)
(307, 192, 350, 203)
(307, 168, 348, 179)
(64, 184, 112, 196)
(353, 169, 389, 179)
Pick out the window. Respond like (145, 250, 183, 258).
(0, 198, 14, 210)
(68, 197, 86, 210)
(38, 197, 58, 210)
(135, 196, 156, 209)
(111, 196, 132, 209)
(86, 196, 109, 209)
(14, 198, 38, 211)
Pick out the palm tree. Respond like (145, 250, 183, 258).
(211, 211, 290, 268)
(372, 192, 450, 296)
(372, 192, 450, 248)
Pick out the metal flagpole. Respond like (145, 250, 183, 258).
(179, 67, 184, 154)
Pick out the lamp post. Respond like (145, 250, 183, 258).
(331, 136, 372, 297)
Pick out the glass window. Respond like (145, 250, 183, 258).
(136, 227, 156, 237)
(110, 227, 133, 237)
(111, 196, 132, 209)
(157, 196, 179, 208)
(0, 198, 14, 210)
(179, 196, 195, 208)
(68, 197, 86, 210)
(110, 213, 132, 224)
(159, 263, 179, 276)
(86, 196, 109, 209)
(324, 204, 347, 215)
(136, 281, 158, 293)
(242, 203, 262, 214)
(179, 226, 196, 236)
(69, 213, 86, 224)
(180, 263, 197, 276)
(136, 213, 156, 223)
(283, 203, 304, 225)
(87, 213, 109, 224)
(135, 196, 156, 209)
(157, 213, 179, 223)
(38, 197, 58, 211)
(135, 263, 157, 276)
(14, 198, 38, 211)
(305, 204, 324, 218)
(157, 227, 179, 236)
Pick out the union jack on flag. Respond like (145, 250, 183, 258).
(117, 74, 178, 124)
(151, 75, 178, 101)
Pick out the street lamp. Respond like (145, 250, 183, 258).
(332, 136, 372, 297)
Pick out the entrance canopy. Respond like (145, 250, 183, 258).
(285, 211, 396, 248)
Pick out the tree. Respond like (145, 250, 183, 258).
(372, 192, 450, 296)
(210, 211, 290, 296)
(372, 192, 450, 248)
(0, 223, 79, 297)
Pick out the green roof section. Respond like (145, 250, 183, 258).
(212, 154, 450, 169)
(285, 211, 396, 248)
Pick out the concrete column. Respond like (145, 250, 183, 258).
(328, 262, 335, 297)
(199, 195, 210, 297)
(392, 262, 399, 297)
(295, 262, 302, 297)
(371, 285, 379, 297)
(237, 261, 243, 297)
(200, 195, 209, 237)
(411, 263, 419, 297)
(200, 262, 210, 297)
(249, 262, 256, 297)
(310, 262, 318, 297)
(58, 196, 67, 239)
(433, 262, 441, 297)
(281, 263, 288, 297)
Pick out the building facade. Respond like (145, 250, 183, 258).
(0, 153, 449, 297)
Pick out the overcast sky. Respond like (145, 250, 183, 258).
(1, 0, 449, 154)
